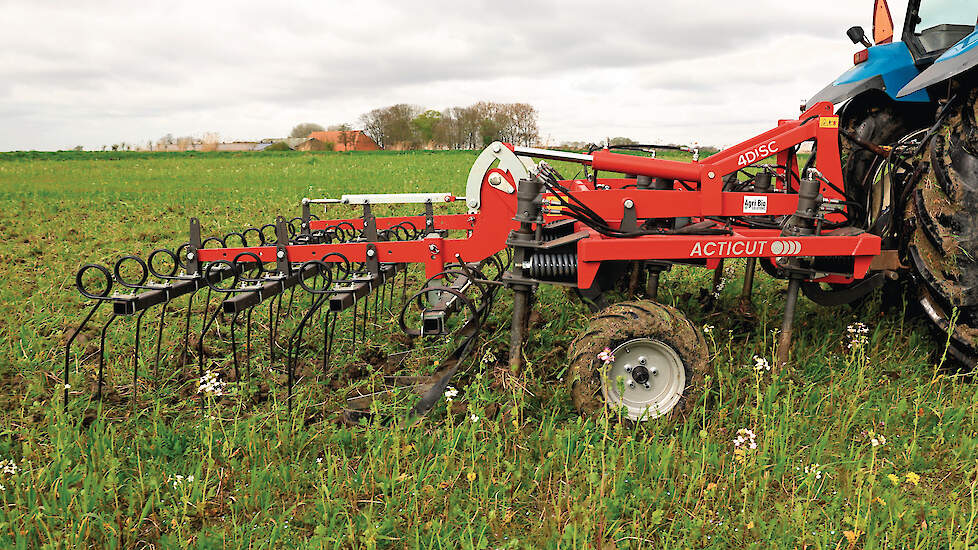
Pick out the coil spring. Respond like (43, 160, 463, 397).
(525, 253, 577, 281)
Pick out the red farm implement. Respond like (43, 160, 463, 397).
(67, 100, 936, 422)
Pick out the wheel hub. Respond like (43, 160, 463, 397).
(600, 337, 686, 421)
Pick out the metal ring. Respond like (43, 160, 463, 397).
(259, 224, 277, 245)
(148, 248, 179, 279)
(76, 263, 114, 299)
(204, 260, 240, 293)
(242, 227, 264, 246)
(175, 242, 191, 269)
(201, 236, 226, 249)
(224, 231, 247, 248)
(296, 260, 334, 294)
(113, 255, 149, 288)
(399, 286, 480, 338)
(232, 251, 265, 283)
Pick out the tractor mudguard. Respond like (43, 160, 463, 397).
(899, 29, 978, 97)
(807, 42, 930, 108)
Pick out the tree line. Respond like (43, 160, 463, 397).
(351, 102, 538, 150)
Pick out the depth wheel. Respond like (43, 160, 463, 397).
(567, 301, 707, 422)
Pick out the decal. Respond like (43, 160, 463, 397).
(819, 116, 840, 129)
(737, 140, 780, 166)
(743, 195, 768, 214)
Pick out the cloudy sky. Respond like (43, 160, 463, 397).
(0, 0, 910, 151)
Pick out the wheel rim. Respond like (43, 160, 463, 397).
(600, 338, 686, 421)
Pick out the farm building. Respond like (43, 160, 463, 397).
(307, 130, 380, 151)
(294, 138, 332, 152)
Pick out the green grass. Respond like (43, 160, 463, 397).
(0, 150, 975, 549)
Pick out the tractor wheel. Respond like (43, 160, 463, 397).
(567, 301, 707, 422)
(906, 87, 978, 364)
(841, 101, 919, 221)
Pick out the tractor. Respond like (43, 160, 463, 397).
(808, 0, 978, 365)
(65, 1, 978, 425)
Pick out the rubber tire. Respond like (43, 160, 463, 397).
(841, 103, 913, 226)
(907, 86, 978, 359)
(567, 300, 707, 423)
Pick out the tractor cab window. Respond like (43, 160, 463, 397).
(911, 0, 976, 54)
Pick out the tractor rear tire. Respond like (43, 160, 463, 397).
(907, 87, 978, 364)
(842, 104, 912, 222)
(567, 301, 707, 422)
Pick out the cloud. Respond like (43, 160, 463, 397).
(0, 0, 896, 150)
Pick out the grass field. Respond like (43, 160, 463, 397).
(0, 150, 976, 549)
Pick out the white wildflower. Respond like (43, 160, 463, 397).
(703, 324, 715, 334)
(444, 386, 459, 400)
(0, 459, 19, 476)
(470, 414, 480, 423)
(753, 356, 771, 372)
(870, 433, 886, 447)
(804, 464, 823, 480)
(197, 370, 226, 397)
(712, 277, 727, 298)
(64, 384, 71, 390)
(846, 322, 870, 350)
(597, 347, 615, 365)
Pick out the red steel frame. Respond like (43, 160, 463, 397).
(196, 101, 881, 287)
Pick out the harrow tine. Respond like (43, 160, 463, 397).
(96, 314, 119, 401)
(230, 311, 241, 381)
(245, 307, 253, 378)
(180, 291, 198, 368)
(154, 301, 168, 379)
(324, 310, 337, 376)
(132, 308, 148, 404)
(64, 301, 104, 412)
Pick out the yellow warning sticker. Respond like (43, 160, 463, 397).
(819, 116, 840, 129)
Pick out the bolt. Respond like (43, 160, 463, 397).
(644, 383, 651, 389)
(277, 250, 285, 259)
(638, 356, 647, 365)
(628, 382, 635, 389)
(366, 249, 376, 257)
(624, 365, 632, 373)
(428, 244, 439, 253)
(489, 174, 502, 186)
(624, 199, 634, 208)
(708, 171, 716, 179)
(186, 252, 195, 260)
(650, 367, 659, 377)
(492, 143, 502, 153)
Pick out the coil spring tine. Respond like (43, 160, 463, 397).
(268, 299, 276, 364)
(133, 308, 148, 405)
(351, 298, 359, 349)
(286, 293, 327, 416)
(272, 293, 284, 358)
(324, 310, 337, 377)
(245, 307, 254, 379)
(154, 301, 168, 380)
(96, 314, 119, 401)
(373, 283, 380, 327)
(181, 291, 198, 368)
(64, 301, 103, 412)
(198, 298, 221, 382)
(230, 311, 240, 381)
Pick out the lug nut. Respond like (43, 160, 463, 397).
(624, 365, 632, 372)
(638, 357, 647, 365)
(650, 368, 659, 377)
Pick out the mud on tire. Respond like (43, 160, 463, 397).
(907, 87, 978, 361)
(566, 301, 707, 422)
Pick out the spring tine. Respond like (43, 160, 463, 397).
(273, 293, 284, 357)
(362, 292, 370, 336)
(323, 310, 337, 376)
(268, 298, 275, 364)
(230, 311, 240, 381)
(198, 302, 220, 380)
(401, 265, 408, 304)
(285, 284, 297, 318)
(64, 301, 103, 412)
(154, 301, 169, 379)
(181, 291, 198, 367)
(285, 294, 325, 416)
(96, 314, 119, 401)
(245, 306, 253, 378)
(351, 299, 358, 348)
(373, 282, 380, 326)
(132, 308, 148, 404)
